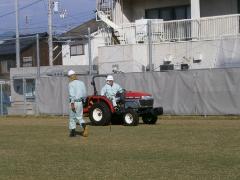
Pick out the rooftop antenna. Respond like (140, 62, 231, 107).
(25, 15, 31, 34)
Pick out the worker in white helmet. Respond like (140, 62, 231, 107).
(101, 75, 123, 107)
(67, 70, 88, 137)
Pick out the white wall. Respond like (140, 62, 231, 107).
(62, 44, 88, 65)
(98, 45, 132, 73)
(152, 40, 220, 70)
(62, 33, 105, 66)
(98, 39, 225, 74)
(98, 44, 149, 73)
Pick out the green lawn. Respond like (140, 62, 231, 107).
(0, 116, 240, 180)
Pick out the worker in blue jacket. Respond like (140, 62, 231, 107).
(101, 75, 123, 107)
(68, 70, 88, 137)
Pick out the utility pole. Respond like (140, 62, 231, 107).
(15, 0, 20, 68)
(36, 34, 40, 78)
(88, 28, 92, 75)
(36, 34, 40, 115)
(48, 0, 53, 66)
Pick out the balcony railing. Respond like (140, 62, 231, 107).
(96, 0, 113, 18)
(102, 14, 240, 45)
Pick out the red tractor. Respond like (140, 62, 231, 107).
(83, 75, 163, 126)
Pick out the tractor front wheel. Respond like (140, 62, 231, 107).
(123, 109, 139, 126)
(142, 114, 158, 124)
(89, 102, 111, 126)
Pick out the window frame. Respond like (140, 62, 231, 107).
(0, 60, 16, 73)
(70, 44, 84, 56)
(145, 5, 191, 21)
(22, 56, 33, 67)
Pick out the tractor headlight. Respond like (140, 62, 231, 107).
(141, 96, 153, 100)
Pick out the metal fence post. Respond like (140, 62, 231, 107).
(23, 78, 26, 115)
(36, 34, 40, 78)
(147, 20, 153, 72)
(35, 34, 40, 115)
(0, 83, 3, 116)
(35, 78, 39, 116)
(60, 77, 63, 116)
(88, 27, 92, 75)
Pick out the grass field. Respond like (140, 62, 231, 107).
(0, 116, 240, 180)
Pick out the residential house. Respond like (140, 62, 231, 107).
(0, 32, 62, 115)
(96, 0, 240, 73)
(61, 19, 106, 72)
(0, 32, 62, 79)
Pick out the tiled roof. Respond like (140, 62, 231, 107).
(0, 32, 48, 56)
(61, 19, 105, 38)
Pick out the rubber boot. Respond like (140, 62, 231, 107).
(69, 129, 76, 137)
(81, 123, 88, 137)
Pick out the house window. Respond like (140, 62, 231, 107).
(0, 60, 15, 73)
(238, 0, 240, 13)
(26, 79, 35, 99)
(22, 56, 33, 67)
(145, 5, 191, 21)
(70, 44, 84, 56)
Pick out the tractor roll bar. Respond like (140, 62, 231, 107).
(91, 75, 107, 95)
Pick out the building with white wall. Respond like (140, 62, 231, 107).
(95, 0, 240, 73)
(61, 19, 106, 69)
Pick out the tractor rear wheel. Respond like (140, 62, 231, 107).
(89, 102, 111, 126)
(123, 109, 139, 126)
(142, 114, 158, 124)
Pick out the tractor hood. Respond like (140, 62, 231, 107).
(125, 91, 152, 99)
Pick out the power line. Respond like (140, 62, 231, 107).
(42, 0, 48, 13)
(0, 12, 95, 31)
(0, 0, 44, 18)
(56, 12, 95, 24)
(0, 0, 95, 32)
(23, 10, 95, 27)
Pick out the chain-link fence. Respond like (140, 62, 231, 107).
(0, 33, 62, 75)
(0, 32, 64, 116)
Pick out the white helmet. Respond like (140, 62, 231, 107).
(68, 70, 76, 76)
(106, 75, 114, 81)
